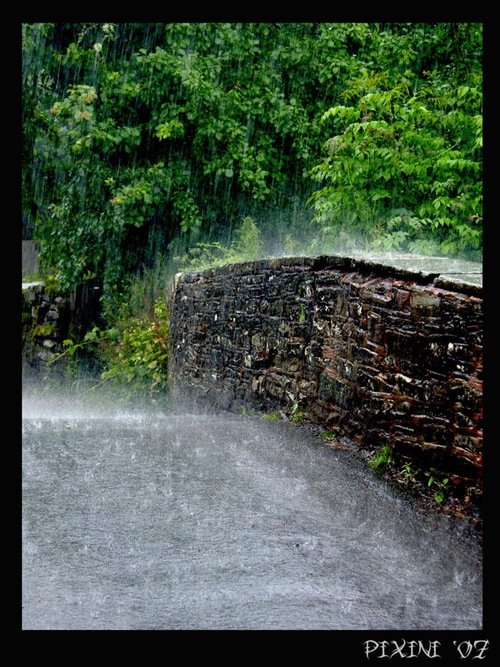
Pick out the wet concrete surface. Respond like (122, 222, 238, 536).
(333, 252, 482, 287)
(22, 395, 482, 630)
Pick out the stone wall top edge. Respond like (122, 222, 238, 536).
(173, 254, 483, 296)
(22, 281, 46, 291)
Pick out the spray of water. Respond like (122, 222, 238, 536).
(22, 386, 483, 630)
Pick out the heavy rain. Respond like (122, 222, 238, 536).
(22, 23, 484, 633)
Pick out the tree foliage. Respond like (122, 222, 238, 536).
(22, 22, 483, 308)
(310, 23, 482, 258)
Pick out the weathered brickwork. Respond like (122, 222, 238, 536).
(170, 256, 482, 482)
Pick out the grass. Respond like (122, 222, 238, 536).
(367, 444, 393, 471)
(427, 475, 450, 503)
(263, 411, 282, 421)
(289, 402, 306, 424)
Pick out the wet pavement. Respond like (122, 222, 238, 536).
(22, 395, 482, 630)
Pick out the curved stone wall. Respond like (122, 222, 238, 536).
(169, 255, 482, 484)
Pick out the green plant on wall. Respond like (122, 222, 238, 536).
(401, 460, 419, 481)
(368, 443, 393, 471)
(263, 410, 282, 421)
(427, 474, 450, 503)
(289, 401, 306, 424)
(30, 322, 57, 339)
(298, 303, 306, 324)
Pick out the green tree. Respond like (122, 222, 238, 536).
(23, 23, 332, 306)
(23, 22, 482, 316)
(309, 23, 482, 258)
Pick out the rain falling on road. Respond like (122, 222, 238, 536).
(22, 390, 482, 630)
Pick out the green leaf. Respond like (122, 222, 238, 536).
(371, 190, 390, 202)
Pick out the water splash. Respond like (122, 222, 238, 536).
(22, 390, 482, 630)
